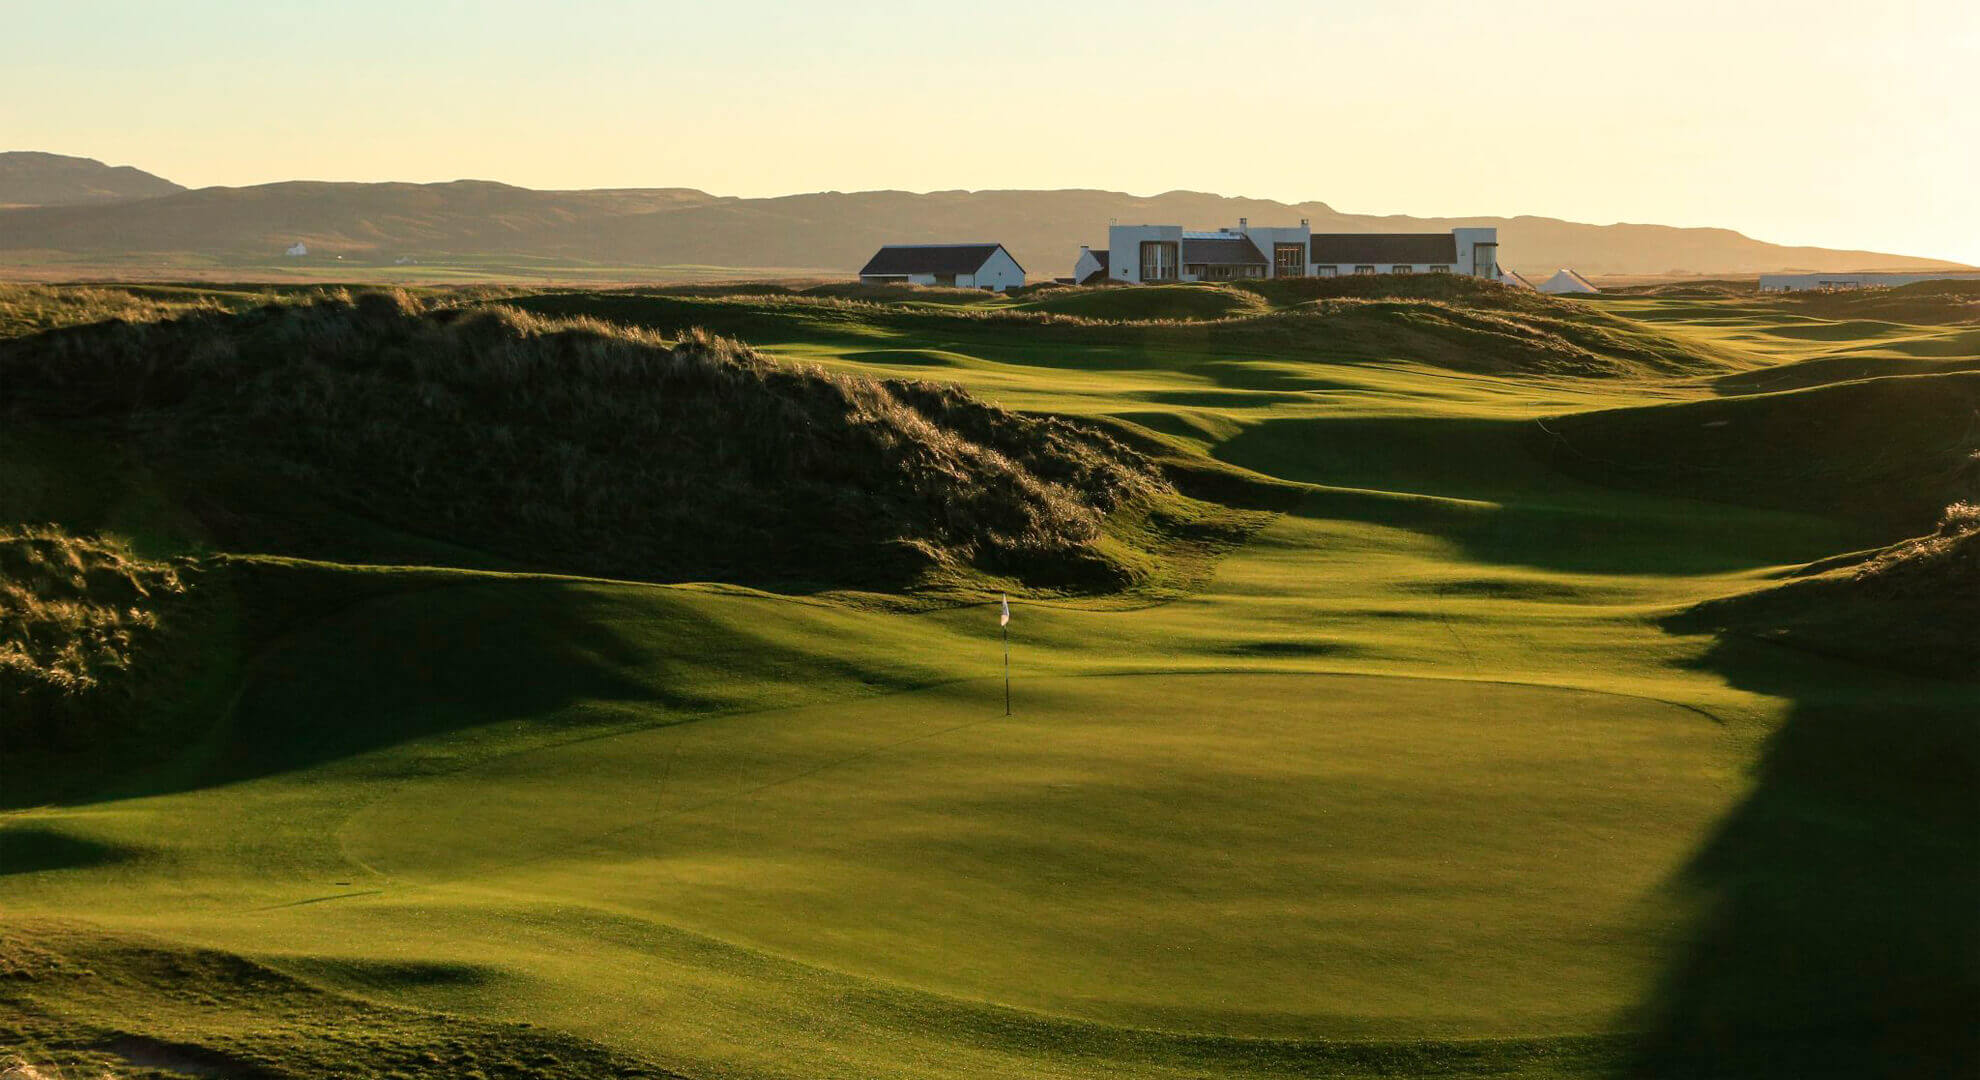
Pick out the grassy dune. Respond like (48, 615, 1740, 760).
(3, 279, 1977, 1079)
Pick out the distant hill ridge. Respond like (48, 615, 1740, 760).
(0, 152, 1964, 277)
(0, 151, 184, 207)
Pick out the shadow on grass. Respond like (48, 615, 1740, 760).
(1219, 416, 1864, 575)
(195, 578, 677, 786)
(20, 563, 935, 810)
(0, 826, 137, 875)
(1629, 634, 1980, 1078)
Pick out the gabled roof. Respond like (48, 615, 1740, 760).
(859, 243, 1018, 276)
(1077, 247, 1111, 285)
(1310, 233, 1457, 265)
(1181, 236, 1266, 266)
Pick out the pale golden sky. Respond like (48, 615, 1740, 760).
(7, 0, 1977, 264)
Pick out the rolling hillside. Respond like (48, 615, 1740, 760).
(0, 167, 1965, 278)
(0, 151, 184, 207)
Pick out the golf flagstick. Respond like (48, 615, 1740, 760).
(1000, 593, 1011, 716)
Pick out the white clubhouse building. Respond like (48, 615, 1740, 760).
(1076, 220, 1502, 284)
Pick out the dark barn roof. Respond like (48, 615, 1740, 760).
(1181, 236, 1266, 266)
(859, 243, 1016, 276)
(1310, 234, 1458, 265)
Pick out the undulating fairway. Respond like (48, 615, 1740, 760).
(4, 279, 1976, 1079)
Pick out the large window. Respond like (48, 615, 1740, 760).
(1354, 265, 1377, 276)
(1139, 241, 1178, 281)
(1273, 243, 1305, 277)
(1194, 264, 1263, 281)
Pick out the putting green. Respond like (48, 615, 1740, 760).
(343, 672, 1733, 1039)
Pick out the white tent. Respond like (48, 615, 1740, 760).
(1499, 269, 1537, 290)
(285, 242, 309, 257)
(1539, 269, 1599, 294)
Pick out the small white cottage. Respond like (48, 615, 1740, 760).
(858, 243, 1025, 291)
(285, 241, 309, 257)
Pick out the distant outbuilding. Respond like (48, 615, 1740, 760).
(858, 243, 1025, 291)
(1758, 270, 1980, 292)
(1073, 245, 1110, 284)
(284, 241, 308, 257)
(1539, 269, 1600, 294)
(1500, 269, 1537, 289)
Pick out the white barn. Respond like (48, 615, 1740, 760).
(1084, 219, 1501, 284)
(858, 243, 1025, 291)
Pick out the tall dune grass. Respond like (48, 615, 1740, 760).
(0, 292, 1163, 590)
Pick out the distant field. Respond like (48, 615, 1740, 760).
(0, 254, 841, 286)
(4, 276, 1976, 1079)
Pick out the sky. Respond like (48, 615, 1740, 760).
(5, 0, 1977, 264)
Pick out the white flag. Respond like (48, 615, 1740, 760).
(1000, 594, 1011, 627)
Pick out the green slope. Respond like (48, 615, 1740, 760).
(4, 282, 1977, 1080)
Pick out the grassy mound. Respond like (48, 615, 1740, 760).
(0, 293, 1167, 592)
(1245, 298, 1723, 377)
(508, 284, 1731, 379)
(1538, 371, 1980, 540)
(1, 922, 680, 1080)
(1675, 504, 1980, 679)
(0, 526, 199, 751)
(1773, 279, 1980, 326)
(1236, 271, 1563, 313)
(1600, 279, 1758, 299)
(1018, 283, 1270, 322)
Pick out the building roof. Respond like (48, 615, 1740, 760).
(1181, 236, 1266, 266)
(1310, 234, 1457, 265)
(1076, 247, 1111, 285)
(858, 243, 1015, 277)
(1539, 269, 1600, 294)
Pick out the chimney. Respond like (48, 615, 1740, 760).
(1300, 217, 1309, 227)
(1238, 217, 1249, 231)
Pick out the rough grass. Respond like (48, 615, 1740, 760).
(0, 293, 1173, 593)
(508, 281, 1733, 379)
(1772, 279, 1980, 326)
(1018, 283, 1271, 322)
(1233, 271, 1566, 314)
(0, 526, 197, 749)
(1676, 502, 1980, 679)
(0, 284, 234, 337)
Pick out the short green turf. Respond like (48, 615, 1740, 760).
(4, 281, 1976, 1079)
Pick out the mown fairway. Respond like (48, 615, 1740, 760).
(5, 280, 1977, 1079)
